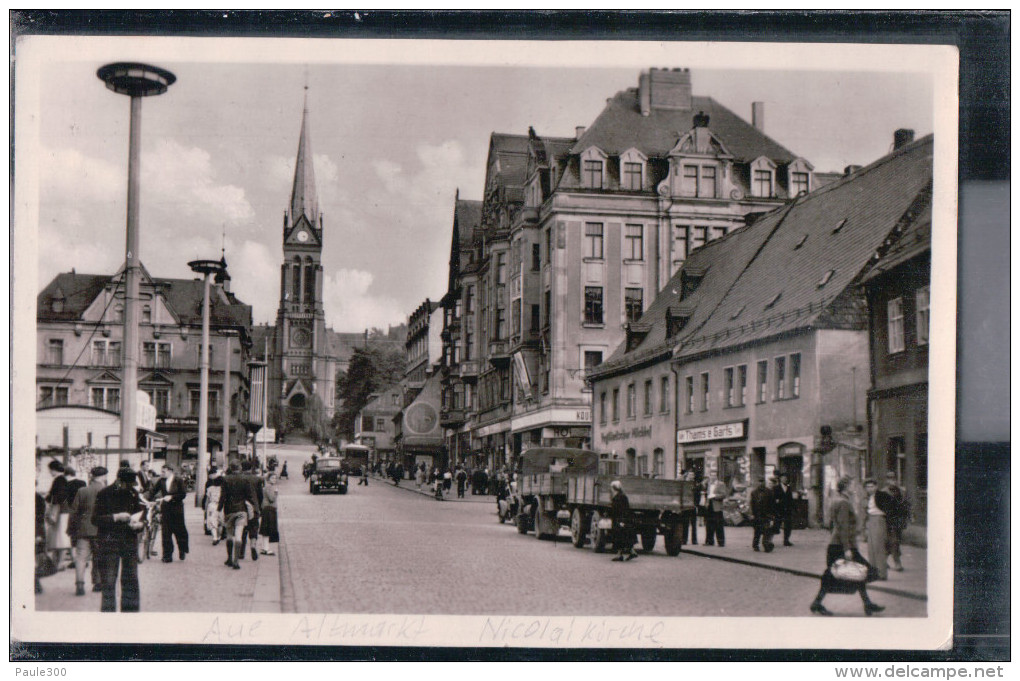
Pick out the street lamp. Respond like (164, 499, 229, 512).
(188, 258, 225, 505)
(97, 62, 176, 458)
(220, 328, 239, 470)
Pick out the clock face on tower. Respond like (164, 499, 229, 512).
(405, 403, 438, 435)
(296, 229, 310, 242)
(291, 328, 311, 348)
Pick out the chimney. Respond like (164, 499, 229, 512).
(575, 126, 586, 139)
(894, 128, 915, 150)
(844, 165, 862, 176)
(752, 102, 765, 131)
(645, 67, 692, 111)
(639, 72, 651, 116)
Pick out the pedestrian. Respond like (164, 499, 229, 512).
(218, 462, 258, 569)
(67, 466, 107, 596)
(280, 461, 289, 480)
(704, 476, 727, 547)
(863, 478, 893, 581)
(443, 468, 453, 493)
(772, 473, 796, 547)
(809, 476, 883, 616)
(203, 466, 226, 544)
(136, 460, 154, 495)
(35, 489, 47, 594)
(147, 463, 190, 562)
(680, 471, 699, 546)
(883, 471, 908, 571)
(93, 466, 145, 612)
(456, 466, 467, 498)
(749, 477, 775, 552)
(609, 480, 638, 562)
(239, 459, 264, 561)
(43, 460, 71, 566)
(258, 472, 280, 556)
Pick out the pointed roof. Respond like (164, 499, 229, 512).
(289, 92, 319, 226)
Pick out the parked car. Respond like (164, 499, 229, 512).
(309, 458, 348, 495)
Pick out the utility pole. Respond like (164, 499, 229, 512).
(188, 259, 225, 504)
(97, 62, 176, 457)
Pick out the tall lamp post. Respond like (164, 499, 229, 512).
(188, 259, 225, 505)
(97, 62, 176, 457)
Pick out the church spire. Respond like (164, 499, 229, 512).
(289, 85, 319, 228)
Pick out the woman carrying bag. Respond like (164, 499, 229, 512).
(810, 476, 884, 616)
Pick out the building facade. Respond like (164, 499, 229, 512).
(354, 385, 403, 459)
(37, 264, 253, 463)
(393, 298, 445, 470)
(590, 133, 933, 526)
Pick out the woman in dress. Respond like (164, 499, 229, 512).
(810, 476, 884, 616)
(258, 472, 280, 556)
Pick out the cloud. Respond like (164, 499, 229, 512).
(322, 268, 405, 333)
(142, 139, 254, 224)
(226, 239, 280, 324)
(262, 152, 339, 194)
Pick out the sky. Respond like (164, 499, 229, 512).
(23, 39, 940, 332)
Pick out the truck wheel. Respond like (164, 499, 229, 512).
(640, 528, 657, 553)
(664, 524, 683, 556)
(534, 509, 549, 540)
(570, 508, 588, 548)
(590, 511, 608, 553)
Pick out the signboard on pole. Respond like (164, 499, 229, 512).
(136, 390, 157, 432)
(257, 428, 276, 444)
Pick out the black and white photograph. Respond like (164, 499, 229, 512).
(12, 27, 962, 654)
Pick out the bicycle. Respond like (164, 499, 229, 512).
(137, 498, 162, 562)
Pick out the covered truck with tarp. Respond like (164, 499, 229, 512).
(513, 447, 696, 557)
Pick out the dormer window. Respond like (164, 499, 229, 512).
(750, 157, 778, 198)
(620, 148, 647, 191)
(680, 163, 718, 198)
(787, 158, 813, 197)
(51, 288, 65, 313)
(580, 147, 608, 189)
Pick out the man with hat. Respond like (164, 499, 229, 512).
(772, 473, 797, 547)
(67, 466, 108, 595)
(883, 471, 909, 571)
(750, 477, 776, 552)
(93, 466, 145, 612)
(609, 480, 638, 562)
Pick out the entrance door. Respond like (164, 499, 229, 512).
(778, 443, 805, 490)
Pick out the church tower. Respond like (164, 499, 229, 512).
(274, 90, 329, 431)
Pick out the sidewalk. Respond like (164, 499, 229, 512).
(681, 524, 927, 601)
(372, 473, 493, 503)
(35, 493, 282, 613)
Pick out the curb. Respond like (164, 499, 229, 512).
(277, 536, 296, 613)
(374, 476, 492, 504)
(681, 547, 927, 602)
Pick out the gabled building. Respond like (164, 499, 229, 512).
(37, 263, 253, 461)
(354, 384, 403, 459)
(589, 132, 933, 527)
(393, 297, 445, 470)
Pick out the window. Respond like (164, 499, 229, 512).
(701, 166, 717, 198)
(91, 386, 120, 412)
(392, 394, 400, 406)
(916, 286, 930, 346)
(675, 226, 688, 259)
(623, 162, 643, 190)
(653, 448, 665, 478)
(189, 389, 219, 418)
(753, 169, 773, 197)
(644, 379, 653, 416)
(600, 392, 607, 424)
(583, 160, 603, 189)
(584, 287, 604, 325)
(738, 364, 748, 406)
(511, 299, 521, 338)
(465, 286, 474, 314)
(624, 224, 643, 260)
(775, 356, 787, 399)
(627, 383, 636, 418)
(681, 164, 717, 198)
(584, 351, 603, 376)
(143, 341, 172, 368)
(611, 388, 619, 422)
(45, 339, 64, 366)
(143, 388, 170, 416)
(756, 360, 768, 403)
(543, 290, 551, 328)
(724, 367, 735, 407)
(91, 340, 121, 367)
(376, 417, 388, 431)
(39, 386, 69, 407)
(531, 244, 541, 271)
(625, 288, 644, 323)
(682, 165, 699, 195)
(660, 376, 670, 413)
(584, 223, 604, 259)
(790, 171, 809, 196)
(496, 253, 507, 285)
(710, 226, 728, 241)
(142, 305, 152, 323)
(887, 297, 905, 353)
(790, 353, 801, 398)
(544, 228, 552, 263)
(685, 376, 694, 413)
(689, 226, 708, 253)
(530, 305, 540, 334)
(700, 372, 710, 411)
(636, 454, 648, 476)
(495, 308, 506, 339)
(464, 331, 473, 360)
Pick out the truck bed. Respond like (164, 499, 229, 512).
(566, 474, 694, 513)
(519, 471, 567, 497)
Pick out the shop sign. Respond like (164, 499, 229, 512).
(157, 416, 199, 427)
(601, 425, 653, 445)
(676, 419, 748, 444)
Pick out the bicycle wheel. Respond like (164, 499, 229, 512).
(146, 521, 160, 560)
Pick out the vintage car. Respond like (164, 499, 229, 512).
(309, 457, 348, 495)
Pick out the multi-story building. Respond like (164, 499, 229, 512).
(354, 385, 403, 460)
(393, 297, 445, 470)
(590, 132, 933, 526)
(862, 129, 930, 537)
(440, 68, 816, 471)
(36, 263, 253, 464)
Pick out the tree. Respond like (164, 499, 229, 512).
(334, 345, 404, 441)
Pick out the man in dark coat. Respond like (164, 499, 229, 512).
(772, 474, 796, 547)
(455, 466, 468, 498)
(883, 471, 908, 571)
(67, 466, 108, 595)
(238, 460, 264, 562)
(218, 462, 259, 569)
(750, 477, 776, 552)
(93, 467, 144, 612)
(147, 464, 190, 562)
(609, 480, 638, 562)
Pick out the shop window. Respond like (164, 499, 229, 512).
(916, 286, 930, 346)
(584, 223, 604, 259)
(624, 224, 643, 260)
(756, 360, 768, 403)
(887, 297, 905, 353)
(643, 379, 653, 416)
(660, 375, 670, 413)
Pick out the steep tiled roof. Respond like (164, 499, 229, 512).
(454, 199, 482, 246)
(676, 134, 933, 359)
(860, 202, 932, 283)
(37, 272, 109, 322)
(571, 89, 800, 163)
